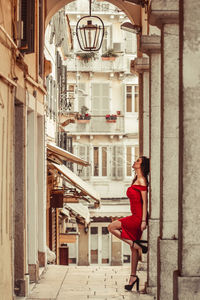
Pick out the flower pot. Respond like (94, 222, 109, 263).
(102, 57, 116, 61)
(77, 119, 90, 124)
(106, 120, 116, 123)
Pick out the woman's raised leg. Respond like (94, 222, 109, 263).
(108, 220, 132, 246)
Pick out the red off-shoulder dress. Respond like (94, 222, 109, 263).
(119, 185, 147, 241)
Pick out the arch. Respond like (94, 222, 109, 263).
(45, 0, 141, 28)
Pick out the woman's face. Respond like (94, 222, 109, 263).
(132, 157, 142, 170)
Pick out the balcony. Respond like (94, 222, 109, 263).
(67, 116, 125, 134)
(65, 1, 122, 15)
(65, 55, 131, 73)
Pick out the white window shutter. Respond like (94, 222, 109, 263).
(111, 146, 116, 179)
(92, 83, 109, 115)
(78, 83, 86, 112)
(116, 146, 124, 180)
(78, 145, 90, 179)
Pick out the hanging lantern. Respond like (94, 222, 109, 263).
(76, 0, 104, 51)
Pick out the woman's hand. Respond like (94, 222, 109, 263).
(141, 221, 147, 231)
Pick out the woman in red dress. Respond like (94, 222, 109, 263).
(108, 156, 149, 292)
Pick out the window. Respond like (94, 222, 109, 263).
(20, 0, 35, 53)
(39, 0, 44, 76)
(93, 146, 107, 177)
(124, 31, 136, 54)
(78, 83, 86, 112)
(126, 85, 139, 113)
(102, 26, 112, 54)
(93, 147, 99, 176)
(134, 146, 139, 162)
(75, 145, 90, 179)
(66, 84, 75, 112)
(126, 146, 132, 177)
(91, 83, 110, 115)
(112, 146, 124, 180)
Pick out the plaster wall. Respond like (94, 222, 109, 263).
(0, 1, 15, 299)
(178, 1, 200, 294)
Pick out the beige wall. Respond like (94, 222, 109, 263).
(0, 0, 46, 297)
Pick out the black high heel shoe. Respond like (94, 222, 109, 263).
(125, 275, 140, 291)
(133, 240, 148, 254)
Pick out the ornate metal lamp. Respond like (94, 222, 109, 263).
(76, 0, 104, 51)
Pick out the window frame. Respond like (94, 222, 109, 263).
(125, 84, 139, 114)
(92, 146, 108, 178)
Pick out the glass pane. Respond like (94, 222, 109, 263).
(135, 146, 139, 162)
(68, 85, 74, 92)
(68, 242, 77, 264)
(126, 146, 132, 176)
(126, 85, 132, 93)
(102, 147, 107, 176)
(135, 94, 139, 112)
(93, 147, 99, 176)
(90, 227, 98, 264)
(135, 85, 139, 94)
(126, 95, 132, 112)
(102, 227, 109, 264)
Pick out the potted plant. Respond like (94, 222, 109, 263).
(101, 49, 118, 61)
(77, 106, 91, 123)
(76, 52, 97, 63)
(105, 114, 117, 123)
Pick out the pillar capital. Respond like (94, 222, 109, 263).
(140, 35, 161, 55)
(130, 57, 149, 74)
(149, 0, 179, 27)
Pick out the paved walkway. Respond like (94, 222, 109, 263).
(18, 265, 155, 300)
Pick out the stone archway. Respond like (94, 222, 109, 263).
(45, 0, 141, 28)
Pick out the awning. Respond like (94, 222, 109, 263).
(65, 203, 90, 224)
(47, 143, 89, 166)
(60, 208, 70, 217)
(89, 204, 130, 218)
(50, 162, 101, 205)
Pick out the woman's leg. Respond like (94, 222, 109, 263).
(108, 220, 132, 246)
(129, 247, 139, 284)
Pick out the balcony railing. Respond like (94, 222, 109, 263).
(65, 1, 119, 14)
(65, 56, 131, 73)
(69, 116, 125, 133)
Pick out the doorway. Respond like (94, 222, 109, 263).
(89, 223, 111, 265)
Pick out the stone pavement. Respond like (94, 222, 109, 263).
(18, 265, 155, 300)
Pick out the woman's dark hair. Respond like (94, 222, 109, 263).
(132, 156, 150, 185)
(140, 156, 150, 185)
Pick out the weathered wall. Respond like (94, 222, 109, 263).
(78, 224, 89, 265)
(0, 0, 46, 297)
(0, 1, 15, 299)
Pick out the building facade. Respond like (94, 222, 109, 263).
(64, 0, 139, 266)
(1, 0, 200, 299)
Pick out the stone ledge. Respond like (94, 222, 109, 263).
(130, 57, 149, 74)
(140, 35, 161, 55)
(149, 0, 179, 27)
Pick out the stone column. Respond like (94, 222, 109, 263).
(176, 1, 200, 299)
(27, 100, 39, 282)
(132, 57, 150, 157)
(140, 35, 161, 296)
(111, 235, 122, 266)
(37, 115, 46, 267)
(149, 1, 179, 299)
(78, 224, 89, 265)
(14, 99, 29, 297)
